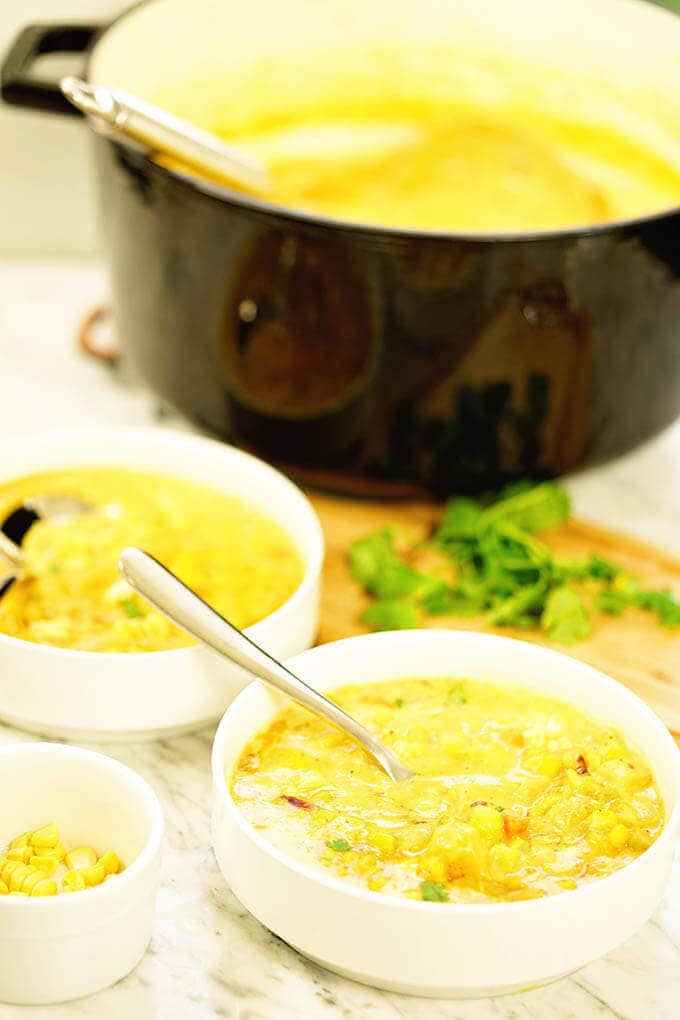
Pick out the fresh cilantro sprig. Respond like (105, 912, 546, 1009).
(348, 481, 680, 644)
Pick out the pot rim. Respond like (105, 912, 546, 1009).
(87, 0, 680, 246)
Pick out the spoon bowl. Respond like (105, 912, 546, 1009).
(0, 494, 94, 596)
(119, 547, 414, 782)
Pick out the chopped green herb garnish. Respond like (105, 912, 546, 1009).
(394, 698, 404, 708)
(420, 880, 449, 903)
(448, 684, 467, 706)
(494, 805, 505, 813)
(541, 586, 591, 644)
(348, 480, 680, 643)
(120, 599, 142, 619)
(326, 839, 352, 852)
(360, 600, 419, 631)
(349, 529, 426, 600)
(48, 565, 60, 575)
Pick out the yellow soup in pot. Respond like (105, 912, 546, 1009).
(232, 677, 664, 903)
(156, 53, 680, 232)
(0, 469, 303, 653)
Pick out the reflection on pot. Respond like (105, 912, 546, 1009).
(220, 231, 381, 464)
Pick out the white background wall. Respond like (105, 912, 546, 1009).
(0, 0, 118, 255)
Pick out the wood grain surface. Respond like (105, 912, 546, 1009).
(309, 493, 680, 735)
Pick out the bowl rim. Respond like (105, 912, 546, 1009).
(0, 741, 164, 911)
(212, 629, 680, 915)
(0, 425, 324, 662)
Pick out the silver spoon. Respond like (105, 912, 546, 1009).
(60, 77, 269, 195)
(0, 495, 93, 595)
(119, 547, 414, 783)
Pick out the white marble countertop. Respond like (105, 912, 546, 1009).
(0, 258, 679, 1020)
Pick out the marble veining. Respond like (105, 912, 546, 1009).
(0, 259, 679, 1019)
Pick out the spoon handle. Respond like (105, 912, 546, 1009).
(119, 548, 413, 782)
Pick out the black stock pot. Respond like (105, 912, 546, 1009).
(3, 0, 679, 496)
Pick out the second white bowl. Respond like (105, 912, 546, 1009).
(0, 427, 324, 741)
(212, 631, 680, 997)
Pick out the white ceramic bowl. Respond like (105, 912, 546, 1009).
(0, 742, 163, 1005)
(0, 427, 323, 740)
(212, 630, 680, 998)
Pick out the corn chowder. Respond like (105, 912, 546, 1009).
(0, 468, 303, 653)
(232, 678, 664, 903)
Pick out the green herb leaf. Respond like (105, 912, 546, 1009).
(419, 582, 482, 617)
(420, 880, 449, 902)
(448, 683, 467, 706)
(349, 529, 426, 599)
(326, 839, 352, 852)
(361, 600, 419, 632)
(482, 481, 571, 534)
(394, 698, 404, 708)
(541, 586, 591, 643)
(120, 598, 142, 619)
(434, 498, 484, 552)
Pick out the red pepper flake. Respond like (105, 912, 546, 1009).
(470, 800, 489, 808)
(281, 795, 315, 810)
(576, 754, 589, 775)
(503, 812, 530, 839)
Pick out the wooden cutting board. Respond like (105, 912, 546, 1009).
(309, 493, 680, 736)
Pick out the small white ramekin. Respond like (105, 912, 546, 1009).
(0, 426, 323, 740)
(212, 630, 680, 998)
(0, 742, 163, 1005)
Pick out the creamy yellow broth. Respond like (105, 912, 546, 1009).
(0, 469, 303, 653)
(214, 100, 680, 232)
(232, 678, 664, 903)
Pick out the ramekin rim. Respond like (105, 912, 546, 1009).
(0, 741, 164, 911)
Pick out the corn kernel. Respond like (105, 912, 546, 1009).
(366, 830, 396, 854)
(30, 824, 59, 849)
(21, 869, 46, 895)
(82, 863, 106, 887)
(9, 832, 32, 850)
(558, 878, 577, 890)
(64, 846, 98, 871)
(367, 874, 386, 891)
(29, 855, 58, 876)
(590, 808, 617, 830)
(0, 880, 8, 894)
(9, 865, 33, 892)
(1, 861, 22, 883)
(609, 824, 630, 849)
(62, 870, 86, 892)
(30, 879, 58, 897)
(421, 854, 447, 884)
(489, 842, 521, 876)
(526, 754, 562, 779)
(469, 804, 504, 841)
(97, 849, 121, 875)
(7, 847, 33, 864)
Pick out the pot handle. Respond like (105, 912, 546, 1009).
(1, 23, 100, 115)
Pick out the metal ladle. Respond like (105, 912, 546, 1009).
(0, 495, 93, 596)
(60, 77, 269, 195)
(119, 547, 415, 782)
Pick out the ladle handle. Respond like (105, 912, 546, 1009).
(118, 548, 412, 782)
